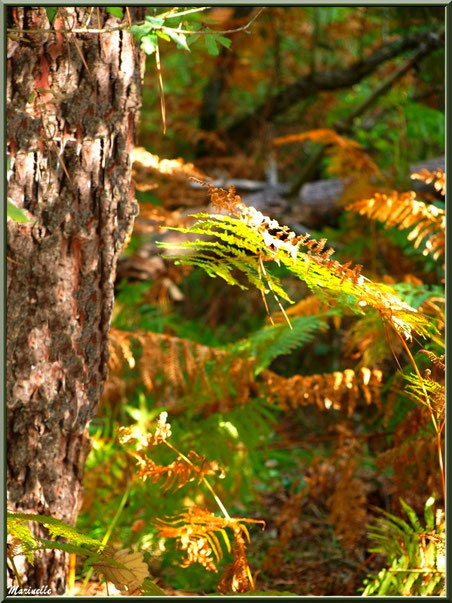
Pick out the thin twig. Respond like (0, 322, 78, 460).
(6, 7, 265, 37)
(154, 40, 166, 134)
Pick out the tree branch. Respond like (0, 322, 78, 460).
(226, 29, 444, 141)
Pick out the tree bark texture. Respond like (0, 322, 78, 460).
(6, 6, 145, 592)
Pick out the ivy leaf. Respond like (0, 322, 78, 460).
(106, 7, 124, 19)
(204, 34, 219, 56)
(7, 200, 32, 224)
(45, 8, 58, 25)
(165, 29, 190, 52)
(140, 33, 158, 55)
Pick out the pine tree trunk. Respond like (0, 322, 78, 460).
(6, 7, 145, 593)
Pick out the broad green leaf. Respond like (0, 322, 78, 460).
(7, 200, 32, 224)
(106, 7, 123, 19)
(145, 16, 165, 27)
(141, 33, 158, 55)
(45, 8, 58, 24)
(131, 22, 153, 41)
(204, 34, 219, 56)
(216, 35, 232, 49)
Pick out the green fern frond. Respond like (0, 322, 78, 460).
(363, 497, 444, 596)
(231, 315, 329, 373)
(159, 195, 434, 340)
(7, 512, 105, 551)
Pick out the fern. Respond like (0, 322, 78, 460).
(159, 183, 434, 341)
(347, 190, 445, 261)
(231, 315, 330, 374)
(7, 512, 157, 595)
(8, 513, 105, 550)
(362, 497, 444, 596)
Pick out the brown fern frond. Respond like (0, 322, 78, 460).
(131, 451, 225, 492)
(153, 507, 264, 577)
(420, 349, 445, 372)
(273, 128, 382, 180)
(261, 367, 383, 416)
(218, 528, 254, 594)
(328, 424, 368, 549)
(108, 327, 257, 413)
(411, 168, 445, 196)
(377, 405, 441, 511)
(347, 191, 445, 260)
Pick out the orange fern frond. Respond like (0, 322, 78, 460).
(153, 507, 264, 578)
(347, 191, 445, 261)
(411, 168, 445, 196)
(262, 367, 383, 416)
(273, 128, 382, 180)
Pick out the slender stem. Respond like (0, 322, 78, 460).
(159, 7, 210, 20)
(395, 327, 445, 502)
(81, 484, 131, 594)
(9, 556, 24, 591)
(164, 441, 231, 519)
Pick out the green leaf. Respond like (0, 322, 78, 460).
(141, 33, 158, 55)
(165, 29, 190, 52)
(7, 200, 32, 224)
(145, 16, 165, 27)
(204, 34, 219, 56)
(106, 7, 123, 19)
(156, 31, 171, 42)
(141, 578, 166, 596)
(131, 22, 153, 41)
(216, 35, 232, 49)
(45, 8, 58, 24)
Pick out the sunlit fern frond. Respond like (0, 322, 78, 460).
(158, 182, 434, 341)
(347, 191, 445, 261)
(411, 168, 445, 197)
(404, 372, 445, 424)
(128, 451, 225, 492)
(261, 366, 383, 416)
(153, 507, 264, 578)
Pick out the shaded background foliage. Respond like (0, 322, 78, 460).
(15, 5, 442, 596)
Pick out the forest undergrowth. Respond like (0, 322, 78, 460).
(7, 6, 445, 597)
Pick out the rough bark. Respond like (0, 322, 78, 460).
(6, 6, 144, 592)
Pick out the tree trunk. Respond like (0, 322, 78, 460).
(6, 6, 145, 593)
